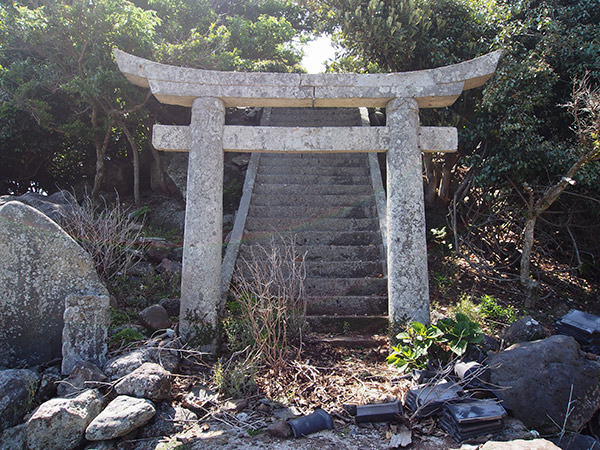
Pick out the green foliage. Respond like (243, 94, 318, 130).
(109, 327, 145, 347)
(213, 354, 259, 398)
(0, 0, 307, 194)
(479, 294, 518, 326)
(387, 313, 483, 372)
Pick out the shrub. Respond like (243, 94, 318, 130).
(230, 235, 307, 373)
(61, 195, 146, 283)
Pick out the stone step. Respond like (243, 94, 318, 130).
(238, 244, 384, 262)
(306, 296, 387, 316)
(253, 183, 373, 196)
(306, 315, 389, 334)
(236, 260, 384, 279)
(247, 204, 377, 219)
(243, 230, 382, 246)
(305, 277, 387, 296)
(259, 156, 368, 168)
(255, 173, 372, 186)
(260, 152, 363, 160)
(245, 217, 379, 232)
(250, 193, 374, 207)
(257, 165, 369, 176)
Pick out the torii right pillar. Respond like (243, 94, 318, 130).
(386, 97, 430, 326)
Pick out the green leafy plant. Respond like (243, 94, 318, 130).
(479, 294, 518, 328)
(436, 313, 484, 356)
(109, 328, 145, 348)
(387, 314, 484, 373)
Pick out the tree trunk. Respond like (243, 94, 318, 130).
(117, 119, 140, 205)
(520, 215, 538, 308)
(423, 154, 438, 204)
(91, 106, 113, 201)
(439, 153, 459, 205)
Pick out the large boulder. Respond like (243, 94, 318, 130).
(0, 369, 40, 432)
(26, 389, 104, 450)
(0, 201, 110, 372)
(487, 335, 600, 433)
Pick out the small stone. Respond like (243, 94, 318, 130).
(223, 398, 248, 413)
(140, 402, 197, 438)
(128, 261, 155, 277)
(267, 420, 292, 438)
(159, 298, 180, 316)
(156, 258, 182, 275)
(143, 238, 176, 262)
(114, 362, 172, 401)
(35, 370, 61, 403)
(503, 316, 546, 345)
(169, 247, 184, 262)
(0, 369, 41, 432)
(85, 395, 156, 441)
(26, 389, 104, 450)
(139, 304, 172, 331)
(478, 439, 561, 450)
(58, 361, 107, 398)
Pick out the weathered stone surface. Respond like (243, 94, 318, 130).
(139, 402, 197, 438)
(0, 423, 26, 450)
(386, 98, 429, 324)
(0, 369, 40, 432)
(57, 361, 107, 398)
(0, 201, 109, 369)
(478, 439, 561, 450)
(0, 190, 78, 223)
(114, 362, 172, 401)
(26, 389, 104, 450)
(128, 261, 155, 277)
(114, 49, 501, 108)
(85, 395, 156, 441)
(487, 335, 600, 433)
(143, 237, 176, 263)
(159, 298, 180, 316)
(103, 339, 180, 381)
(139, 304, 172, 331)
(156, 258, 182, 275)
(62, 293, 110, 375)
(35, 368, 61, 403)
(179, 97, 225, 348)
(502, 316, 546, 345)
(163, 152, 189, 200)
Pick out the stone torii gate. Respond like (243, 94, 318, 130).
(114, 49, 500, 347)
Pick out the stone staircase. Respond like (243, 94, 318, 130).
(236, 107, 388, 334)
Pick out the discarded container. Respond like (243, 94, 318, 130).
(288, 408, 334, 437)
(355, 400, 403, 423)
(454, 361, 490, 386)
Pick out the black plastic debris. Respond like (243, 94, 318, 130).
(438, 399, 506, 442)
(556, 309, 600, 354)
(405, 381, 463, 418)
(288, 408, 334, 437)
(355, 400, 403, 424)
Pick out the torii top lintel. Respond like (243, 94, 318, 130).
(113, 49, 501, 109)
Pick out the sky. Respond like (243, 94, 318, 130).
(301, 35, 336, 74)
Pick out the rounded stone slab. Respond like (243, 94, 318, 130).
(0, 201, 109, 370)
(113, 49, 501, 108)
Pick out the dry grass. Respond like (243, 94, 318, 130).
(61, 195, 146, 283)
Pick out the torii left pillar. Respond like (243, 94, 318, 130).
(179, 97, 225, 349)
